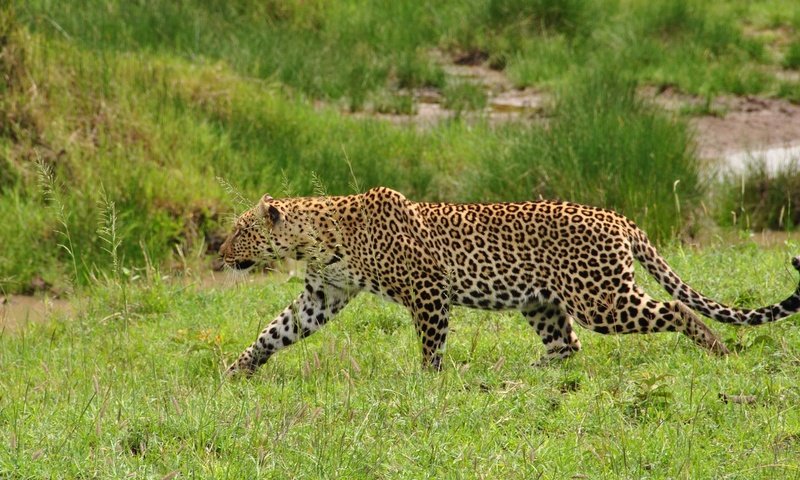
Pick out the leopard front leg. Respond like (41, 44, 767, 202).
(380, 234, 451, 370)
(226, 279, 354, 377)
(405, 280, 451, 371)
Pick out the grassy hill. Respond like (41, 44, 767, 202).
(2, 0, 799, 292)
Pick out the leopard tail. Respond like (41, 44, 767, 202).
(630, 230, 800, 325)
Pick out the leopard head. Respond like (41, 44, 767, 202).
(218, 194, 295, 271)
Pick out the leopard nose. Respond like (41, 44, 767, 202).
(233, 260, 255, 270)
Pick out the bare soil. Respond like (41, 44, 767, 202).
(644, 86, 800, 159)
(1, 295, 71, 332)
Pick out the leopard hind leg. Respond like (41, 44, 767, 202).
(574, 285, 730, 355)
(522, 303, 582, 365)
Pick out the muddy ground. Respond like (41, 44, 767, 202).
(1, 295, 71, 332)
(359, 54, 800, 170)
(655, 89, 800, 162)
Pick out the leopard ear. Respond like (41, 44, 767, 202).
(267, 205, 281, 225)
(257, 195, 281, 225)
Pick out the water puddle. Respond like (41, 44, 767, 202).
(721, 143, 800, 177)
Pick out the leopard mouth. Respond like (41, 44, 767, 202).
(232, 260, 255, 270)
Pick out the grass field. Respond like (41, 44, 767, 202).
(2, 1, 800, 477)
(2, 245, 800, 478)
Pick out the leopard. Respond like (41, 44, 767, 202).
(220, 187, 800, 376)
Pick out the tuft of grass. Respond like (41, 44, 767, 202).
(468, 61, 700, 242)
(486, 0, 595, 37)
(777, 81, 800, 103)
(625, 0, 768, 95)
(784, 40, 800, 70)
(505, 35, 580, 88)
(644, 0, 699, 38)
(442, 80, 488, 113)
(718, 158, 800, 231)
(371, 92, 417, 115)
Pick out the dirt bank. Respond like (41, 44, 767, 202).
(1, 295, 71, 332)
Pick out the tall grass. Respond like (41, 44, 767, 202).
(718, 159, 800, 231)
(18, 0, 449, 104)
(18, 0, 794, 102)
(469, 62, 700, 242)
(785, 40, 800, 70)
(486, 0, 597, 38)
(0, 23, 493, 292)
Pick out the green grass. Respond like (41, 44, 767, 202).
(442, 80, 488, 113)
(371, 92, 417, 115)
(17, 0, 800, 101)
(468, 64, 700, 240)
(0, 9, 489, 291)
(1, 0, 798, 294)
(2, 245, 800, 477)
(785, 40, 800, 70)
(718, 158, 800, 231)
(3, 1, 800, 476)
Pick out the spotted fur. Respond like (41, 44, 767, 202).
(220, 187, 800, 375)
